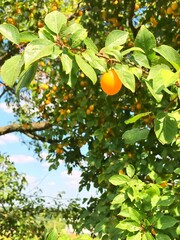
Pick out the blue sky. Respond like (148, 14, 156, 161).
(0, 100, 97, 205)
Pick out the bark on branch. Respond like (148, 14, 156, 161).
(0, 121, 52, 136)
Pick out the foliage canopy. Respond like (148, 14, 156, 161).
(0, 0, 180, 239)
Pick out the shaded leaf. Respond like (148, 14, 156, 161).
(122, 128, 150, 144)
(154, 112, 178, 144)
(155, 215, 178, 229)
(16, 62, 38, 95)
(158, 195, 175, 207)
(156, 233, 171, 240)
(135, 25, 156, 59)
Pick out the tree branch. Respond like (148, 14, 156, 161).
(128, 0, 140, 38)
(24, 131, 59, 144)
(0, 121, 52, 136)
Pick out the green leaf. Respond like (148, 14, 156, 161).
(128, 208, 143, 224)
(111, 193, 126, 205)
(121, 46, 145, 56)
(135, 25, 156, 59)
(105, 30, 128, 47)
(153, 45, 180, 71)
(126, 164, 135, 178)
(155, 215, 178, 229)
(114, 64, 135, 92)
(38, 27, 55, 41)
(116, 220, 140, 232)
(130, 67, 142, 79)
(70, 28, 87, 48)
(101, 46, 123, 62)
(156, 233, 171, 240)
(24, 39, 54, 67)
(51, 45, 62, 59)
(145, 79, 163, 102)
(133, 51, 150, 68)
(0, 23, 20, 44)
(176, 225, 180, 235)
(158, 195, 175, 207)
(127, 232, 142, 240)
(45, 227, 58, 240)
(125, 112, 151, 124)
(45, 11, 67, 34)
(82, 49, 107, 72)
(142, 232, 154, 240)
(75, 55, 97, 84)
(154, 112, 178, 145)
(64, 22, 82, 36)
(16, 62, 38, 95)
(19, 31, 38, 43)
(147, 64, 178, 93)
(93, 128, 104, 141)
(174, 168, 180, 174)
(122, 128, 150, 145)
(1, 55, 23, 87)
(61, 53, 72, 74)
(84, 37, 98, 53)
(109, 174, 129, 186)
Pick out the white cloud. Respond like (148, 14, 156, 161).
(41, 162, 51, 168)
(26, 175, 37, 185)
(0, 102, 13, 114)
(61, 170, 82, 187)
(48, 181, 56, 186)
(9, 154, 36, 164)
(0, 133, 19, 145)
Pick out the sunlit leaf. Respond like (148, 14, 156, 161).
(45, 11, 67, 34)
(105, 30, 128, 47)
(114, 64, 135, 92)
(153, 45, 180, 71)
(125, 112, 151, 124)
(1, 55, 23, 87)
(75, 54, 97, 84)
(0, 23, 19, 44)
(24, 39, 54, 67)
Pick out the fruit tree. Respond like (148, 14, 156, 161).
(0, 0, 180, 239)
